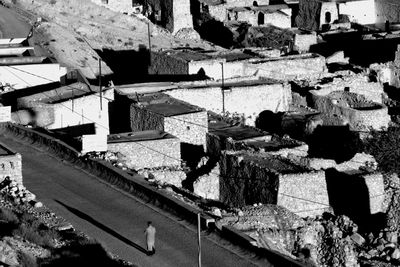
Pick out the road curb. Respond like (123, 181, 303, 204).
(0, 123, 214, 227)
(0, 122, 305, 266)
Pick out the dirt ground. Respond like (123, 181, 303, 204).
(2, 0, 218, 79)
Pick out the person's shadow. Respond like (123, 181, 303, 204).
(54, 199, 148, 254)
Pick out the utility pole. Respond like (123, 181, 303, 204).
(198, 213, 202, 267)
(220, 62, 225, 114)
(148, 22, 152, 66)
(98, 58, 102, 111)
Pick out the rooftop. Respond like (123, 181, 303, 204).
(108, 130, 176, 143)
(226, 150, 308, 174)
(18, 82, 93, 104)
(129, 92, 205, 117)
(228, 4, 290, 13)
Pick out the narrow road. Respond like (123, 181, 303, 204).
(0, 134, 266, 267)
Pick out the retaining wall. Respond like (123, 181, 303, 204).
(107, 137, 181, 169)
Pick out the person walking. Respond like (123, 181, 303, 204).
(145, 221, 156, 256)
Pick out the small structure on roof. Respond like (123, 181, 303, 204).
(296, 0, 376, 31)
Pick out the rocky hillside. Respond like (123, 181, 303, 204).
(0, 0, 218, 79)
(0, 176, 134, 267)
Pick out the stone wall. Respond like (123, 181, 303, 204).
(188, 58, 225, 78)
(0, 153, 22, 185)
(130, 105, 208, 149)
(308, 75, 385, 104)
(166, 82, 292, 126)
(144, 0, 192, 32)
(193, 163, 220, 200)
(209, 5, 228, 21)
(150, 51, 189, 75)
(20, 89, 113, 135)
(363, 173, 385, 215)
(164, 111, 208, 149)
(239, 54, 327, 81)
(293, 32, 317, 53)
(172, 0, 193, 32)
(319, 2, 339, 28)
(277, 171, 330, 217)
(91, 0, 141, 15)
(219, 151, 281, 207)
(107, 137, 181, 169)
(233, 9, 291, 28)
(309, 91, 391, 131)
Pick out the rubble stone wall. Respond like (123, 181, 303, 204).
(166, 82, 291, 126)
(293, 32, 318, 53)
(107, 138, 181, 169)
(130, 105, 164, 132)
(149, 52, 189, 75)
(91, 0, 140, 15)
(310, 92, 391, 131)
(0, 153, 22, 185)
(219, 151, 281, 207)
(363, 172, 385, 214)
(277, 171, 330, 217)
(310, 75, 384, 104)
(209, 5, 228, 21)
(239, 54, 327, 81)
(234, 10, 291, 28)
(172, 0, 193, 32)
(164, 111, 208, 149)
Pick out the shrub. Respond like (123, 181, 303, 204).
(0, 207, 19, 224)
(363, 126, 400, 174)
(19, 252, 38, 267)
(13, 223, 58, 248)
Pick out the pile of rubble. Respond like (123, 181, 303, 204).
(0, 177, 42, 208)
(216, 203, 400, 267)
(138, 166, 187, 188)
(86, 151, 130, 171)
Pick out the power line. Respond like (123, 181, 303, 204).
(6, 66, 385, 210)
(6, 63, 378, 170)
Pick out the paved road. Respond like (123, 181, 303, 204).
(0, 134, 265, 267)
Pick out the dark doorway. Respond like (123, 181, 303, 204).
(325, 11, 332, 24)
(253, 1, 258, 6)
(258, 12, 265, 25)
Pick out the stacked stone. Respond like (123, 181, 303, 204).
(138, 167, 186, 188)
(0, 177, 41, 207)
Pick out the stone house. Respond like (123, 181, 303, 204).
(297, 0, 376, 31)
(227, 4, 292, 28)
(142, 0, 193, 33)
(117, 92, 208, 153)
(108, 130, 181, 169)
(16, 84, 113, 135)
(150, 48, 327, 81)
